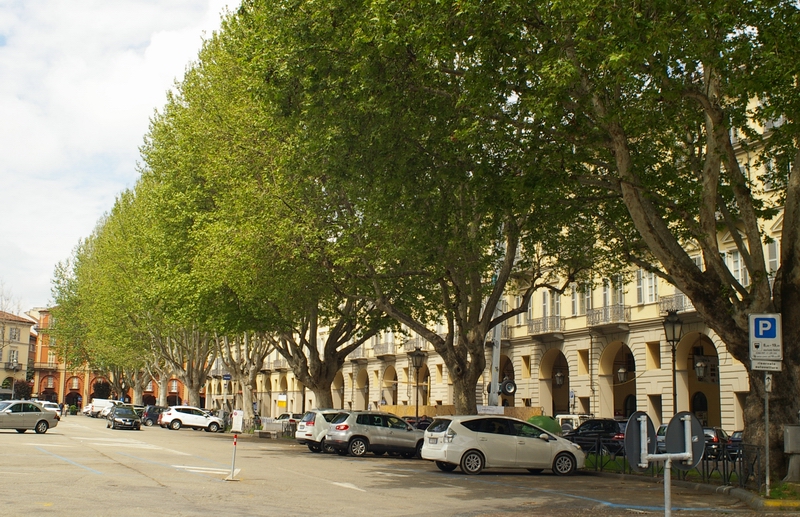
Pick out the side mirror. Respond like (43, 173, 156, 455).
(538, 434, 550, 442)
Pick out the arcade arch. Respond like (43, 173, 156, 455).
(598, 341, 636, 419)
(538, 348, 569, 416)
(381, 366, 398, 406)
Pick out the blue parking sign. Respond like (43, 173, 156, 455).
(749, 313, 782, 361)
(754, 317, 778, 338)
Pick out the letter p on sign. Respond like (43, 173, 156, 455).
(755, 317, 777, 338)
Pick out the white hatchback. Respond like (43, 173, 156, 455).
(159, 406, 224, 432)
(422, 415, 584, 475)
(295, 409, 346, 452)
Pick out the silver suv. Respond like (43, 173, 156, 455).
(325, 411, 425, 458)
(295, 409, 346, 453)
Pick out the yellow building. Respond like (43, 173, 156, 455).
(0, 310, 36, 399)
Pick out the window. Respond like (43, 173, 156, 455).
(571, 285, 578, 316)
(9, 328, 20, 341)
(636, 270, 658, 304)
(145, 381, 154, 392)
(70, 377, 80, 390)
(47, 351, 57, 366)
(768, 240, 780, 288)
(583, 286, 592, 313)
(515, 295, 523, 325)
(543, 291, 560, 318)
(169, 380, 178, 393)
(728, 250, 750, 287)
(8, 349, 19, 363)
(46, 376, 55, 389)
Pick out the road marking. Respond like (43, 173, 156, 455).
(35, 447, 102, 475)
(331, 482, 366, 492)
(24, 443, 74, 447)
(172, 465, 238, 476)
(375, 472, 409, 477)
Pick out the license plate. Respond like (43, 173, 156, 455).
(298, 424, 305, 430)
(429, 437, 438, 444)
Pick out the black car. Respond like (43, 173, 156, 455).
(107, 405, 142, 430)
(703, 427, 731, 459)
(563, 418, 627, 455)
(141, 405, 168, 427)
(728, 430, 743, 460)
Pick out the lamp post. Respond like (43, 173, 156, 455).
(663, 310, 684, 416)
(553, 370, 565, 388)
(408, 345, 426, 425)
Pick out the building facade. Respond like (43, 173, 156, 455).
(0, 310, 35, 399)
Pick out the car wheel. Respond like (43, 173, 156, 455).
(436, 461, 457, 472)
(553, 452, 576, 476)
(415, 441, 423, 459)
(170, 420, 182, 430)
(349, 437, 368, 457)
(112, 422, 118, 430)
(308, 443, 321, 453)
(336, 448, 348, 456)
(16, 429, 26, 434)
(460, 450, 484, 475)
(208, 422, 220, 433)
(321, 439, 335, 454)
(107, 420, 111, 428)
(144, 418, 154, 427)
(34, 420, 49, 434)
(527, 468, 543, 474)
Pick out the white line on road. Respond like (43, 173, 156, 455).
(331, 482, 366, 492)
(172, 465, 236, 476)
(375, 472, 409, 477)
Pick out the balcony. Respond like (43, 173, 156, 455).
(4, 362, 22, 372)
(587, 304, 631, 333)
(659, 293, 695, 314)
(270, 358, 288, 371)
(403, 337, 433, 352)
(373, 341, 396, 359)
(209, 368, 229, 378)
(528, 316, 565, 342)
(349, 345, 368, 363)
(34, 362, 58, 371)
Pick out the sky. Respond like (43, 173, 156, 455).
(0, 0, 236, 312)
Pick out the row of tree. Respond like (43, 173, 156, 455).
(51, 1, 799, 474)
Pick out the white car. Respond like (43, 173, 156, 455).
(38, 401, 61, 413)
(295, 409, 346, 453)
(422, 415, 585, 475)
(158, 406, 224, 432)
(99, 403, 120, 419)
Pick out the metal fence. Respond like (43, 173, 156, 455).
(569, 437, 764, 493)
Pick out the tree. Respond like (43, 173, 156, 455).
(13, 379, 31, 400)
(93, 381, 111, 400)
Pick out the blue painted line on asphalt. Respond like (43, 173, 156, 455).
(35, 447, 103, 475)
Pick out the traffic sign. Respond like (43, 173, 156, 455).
(223, 374, 232, 380)
(749, 314, 783, 360)
(624, 411, 656, 472)
(665, 411, 704, 471)
(752, 360, 783, 372)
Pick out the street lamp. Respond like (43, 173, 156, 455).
(553, 370, 565, 387)
(616, 366, 627, 383)
(407, 345, 426, 425)
(663, 310, 684, 416)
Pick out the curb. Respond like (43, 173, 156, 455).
(590, 470, 800, 511)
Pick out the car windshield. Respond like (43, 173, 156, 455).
(115, 408, 137, 417)
(323, 412, 342, 422)
(0, 402, 11, 411)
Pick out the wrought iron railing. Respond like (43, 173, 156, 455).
(586, 304, 631, 326)
(659, 293, 695, 313)
(528, 316, 565, 335)
(373, 342, 396, 356)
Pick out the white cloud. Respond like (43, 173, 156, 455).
(0, 0, 236, 309)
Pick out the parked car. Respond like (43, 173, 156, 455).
(82, 403, 93, 416)
(555, 414, 592, 433)
(421, 415, 584, 475)
(0, 400, 60, 434)
(562, 418, 626, 455)
(106, 405, 142, 430)
(728, 430, 743, 460)
(141, 405, 168, 427)
(89, 398, 118, 418)
(158, 406, 224, 432)
(325, 411, 425, 458)
(656, 424, 668, 453)
(295, 409, 345, 453)
(703, 427, 731, 459)
(275, 413, 304, 424)
(38, 401, 61, 414)
(99, 403, 120, 419)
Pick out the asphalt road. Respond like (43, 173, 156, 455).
(0, 414, 764, 517)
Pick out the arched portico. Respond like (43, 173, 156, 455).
(381, 366, 398, 406)
(355, 368, 369, 410)
(598, 341, 637, 419)
(538, 348, 570, 417)
(332, 371, 345, 409)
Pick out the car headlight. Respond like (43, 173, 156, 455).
(570, 442, 582, 450)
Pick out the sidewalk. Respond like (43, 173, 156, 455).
(594, 471, 800, 512)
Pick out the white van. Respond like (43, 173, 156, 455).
(555, 414, 592, 433)
(89, 399, 119, 418)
